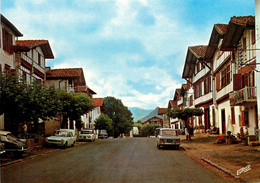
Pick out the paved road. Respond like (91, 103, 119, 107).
(1, 138, 226, 183)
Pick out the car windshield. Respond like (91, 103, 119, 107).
(81, 131, 92, 134)
(6, 134, 20, 142)
(161, 130, 177, 136)
(54, 131, 69, 137)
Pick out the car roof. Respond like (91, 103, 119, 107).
(0, 130, 12, 135)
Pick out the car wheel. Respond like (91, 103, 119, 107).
(71, 141, 75, 147)
(176, 145, 180, 150)
(63, 142, 68, 149)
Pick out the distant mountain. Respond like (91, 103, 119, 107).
(129, 107, 153, 122)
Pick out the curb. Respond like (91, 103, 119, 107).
(201, 158, 246, 182)
(180, 145, 188, 151)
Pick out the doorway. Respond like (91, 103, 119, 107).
(221, 109, 226, 134)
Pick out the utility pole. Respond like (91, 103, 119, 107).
(255, 0, 260, 141)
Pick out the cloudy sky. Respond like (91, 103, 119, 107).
(1, 0, 255, 109)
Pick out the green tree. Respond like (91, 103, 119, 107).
(0, 72, 94, 134)
(167, 108, 203, 140)
(95, 113, 112, 136)
(140, 124, 160, 137)
(103, 96, 133, 137)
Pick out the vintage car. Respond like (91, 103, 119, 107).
(79, 129, 96, 142)
(98, 130, 108, 139)
(46, 129, 76, 148)
(156, 128, 180, 149)
(0, 130, 29, 157)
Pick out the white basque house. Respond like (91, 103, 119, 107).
(182, 45, 213, 132)
(0, 14, 23, 130)
(81, 98, 104, 129)
(220, 16, 257, 136)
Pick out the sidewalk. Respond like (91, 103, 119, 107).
(180, 133, 260, 182)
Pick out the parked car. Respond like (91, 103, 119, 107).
(156, 128, 180, 149)
(46, 129, 76, 148)
(98, 130, 108, 139)
(0, 130, 29, 157)
(0, 142, 5, 155)
(79, 129, 96, 142)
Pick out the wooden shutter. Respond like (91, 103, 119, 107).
(2, 28, 6, 51)
(233, 74, 242, 91)
(243, 73, 249, 87)
(216, 73, 220, 91)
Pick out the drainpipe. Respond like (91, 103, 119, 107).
(255, 0, 260, 142)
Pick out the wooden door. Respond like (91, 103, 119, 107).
(221, 109, 226, 134)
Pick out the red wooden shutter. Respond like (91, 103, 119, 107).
(216, 73, 220, 91)
(2, 28, 6, 50)
(243, 73, 249, 87)
(233, 74, 242, 91)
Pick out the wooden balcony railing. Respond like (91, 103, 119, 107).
(230, 87, 257, 106)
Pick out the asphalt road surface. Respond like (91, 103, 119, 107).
(1, 137, 226, 183)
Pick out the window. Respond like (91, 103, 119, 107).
(2, 28, 13, 54)
(227, 65, 230, 85)
(221, 69, 226, 88)
(204, 79, 206, 95)
(199, 83, 202, 97)
(38, 53, 41, 65)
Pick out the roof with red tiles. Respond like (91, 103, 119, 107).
(93, 98, 104, 107)
(230, 16, 255, 26)
(16, 39, 54, 59)
(46, 68, 83, 78)
(189, 45, 207, 58)
(214, 24, 228, 35)
(16, 40, 48, 47)
(158, 108, 167, 115)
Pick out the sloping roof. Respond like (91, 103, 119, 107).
(1, 14, 23, 37)
(16, 40, 54, 59)
(93, 98, 104, 107)
(158, 108, 167, 115)
(204, 24, 228, 61)
(221, 16, 255, 51)
(182, 45, 207, 78)
(141, 107, 163, 123)
(46, 68, 83, 78)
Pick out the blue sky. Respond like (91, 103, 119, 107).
(1, 0, 255, 109)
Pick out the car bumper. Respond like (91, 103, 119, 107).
(47, 141, 64, 146)
(79, 136, 93, 141)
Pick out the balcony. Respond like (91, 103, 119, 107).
(230, 87, 257, 106)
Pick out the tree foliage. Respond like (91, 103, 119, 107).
(167, 108, 204, 127)
(140, 124, 160, 137)
(95, 113, 112, 135)
(103, 96, 133, 137)
(0, 72, 94, 134)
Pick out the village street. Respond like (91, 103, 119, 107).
(1, 137, 225, 183)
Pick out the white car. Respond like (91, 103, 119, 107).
(79, 129, 96, 142)
(46, 129, 76, 148)
(157, 128, 180, 149)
